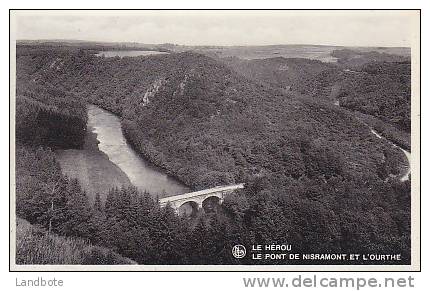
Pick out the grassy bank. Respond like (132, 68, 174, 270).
(55, 124, 131, 203)
(15, 218, 137, 265)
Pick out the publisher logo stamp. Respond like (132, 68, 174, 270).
(232, 245, 246, 259)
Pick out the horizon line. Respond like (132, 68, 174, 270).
(16, 39, 411, 49)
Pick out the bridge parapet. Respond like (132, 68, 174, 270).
(159, 183, 244, 212)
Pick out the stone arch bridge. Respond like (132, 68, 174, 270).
(159, 183, 244, 213)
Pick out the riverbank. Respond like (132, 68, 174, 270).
(57, 104, 190, 202)
(55, 124, 132, 203)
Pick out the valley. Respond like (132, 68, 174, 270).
(14, 42, 412, 265)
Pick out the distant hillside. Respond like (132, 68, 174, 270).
(17, 40, 171, 53)
(295, 60, 411, 134)
(221, 56, 337, 91)
(16, 218, 136, 265)
(331, 49, 410, 68)
(220, 50, 411, 135)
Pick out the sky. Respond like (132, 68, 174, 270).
(14, 10, 417, 47)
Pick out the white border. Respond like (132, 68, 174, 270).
(8, 9, 421, 272)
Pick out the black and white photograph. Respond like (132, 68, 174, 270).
(9, 9, 420, 271)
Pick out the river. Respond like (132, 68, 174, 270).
(88, 105, 190, 197)
(370, 129, 411, 181)
(56, 105, 190, 200)
(60, 104, 409, 201)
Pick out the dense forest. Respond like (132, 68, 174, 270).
(16, 49, 88, 148)
(16, 218, 136, 265)
(15, 44, 411, 264)
(221, 49, 412, 136)
(15, 143, 410, 264)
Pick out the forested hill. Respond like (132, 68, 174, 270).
(220, 51, 411, 136)
(16, 48, 88, 148)
(16, 45, 411, 264)
(18, 47, 407, 189)
(331, 49, 410, 68)
(220, 56, 337, 91)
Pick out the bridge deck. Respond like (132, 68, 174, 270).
(159, 183, 244, 203)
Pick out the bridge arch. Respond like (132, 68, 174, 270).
(202, 196, 221, 213)
(178, 200, 199, 216)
